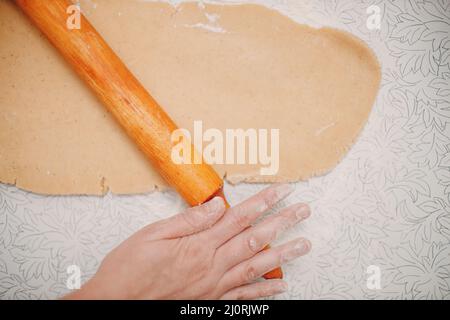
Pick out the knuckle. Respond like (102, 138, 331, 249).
(241, 263, 257, 283)
(247, 235, 264, 253)
(247, 236, 258, 253)
(262, 188, 278, 208)
(277, 251, 285, 265)
(181, 208, 203, 230)
(230, 208, 250, 229)
(234, 289, 246, 300)
(260, 285, 274, 297)
(276, 216, 292, 235)
(263, 195, 274, 210)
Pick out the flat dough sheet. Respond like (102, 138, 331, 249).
(0, 0, 381, 195)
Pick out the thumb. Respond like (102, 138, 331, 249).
(144, 197, 226, 240)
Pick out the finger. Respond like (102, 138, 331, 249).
(206, 183, 295, 248)
(217, 203, 310, 271)
(142, 197, 226, 240)
(219, 238, 311, 290)
(220, 280, 288, 300)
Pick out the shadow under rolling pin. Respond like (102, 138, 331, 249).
(15, 0, 282, 280)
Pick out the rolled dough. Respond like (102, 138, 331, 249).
(0, 0, 381, 195)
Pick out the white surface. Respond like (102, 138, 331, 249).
(1, 0, 450, 299)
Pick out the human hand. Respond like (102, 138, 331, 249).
(65, 184, 311, 300)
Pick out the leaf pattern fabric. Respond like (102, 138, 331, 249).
(0, 0, 449, 299)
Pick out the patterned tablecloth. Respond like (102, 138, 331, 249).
(1, 0, 449, 299)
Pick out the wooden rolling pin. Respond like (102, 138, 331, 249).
(15, 0, 282, 279)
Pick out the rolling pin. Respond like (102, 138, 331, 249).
(15, 0, 282, 279)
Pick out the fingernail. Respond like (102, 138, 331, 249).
(277, 204, 310, 234)
(295, 238, 311, 252)
(203, 197, 225, 216)
(277, 281, 289, 293)
(248, 237, 259, 252)
(273, 183, 295, 201)
(270, 281, 288, 295)
(294, 204, 310, 221)
(256, 184, 295, 214)
(281, 238, 311, 262)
